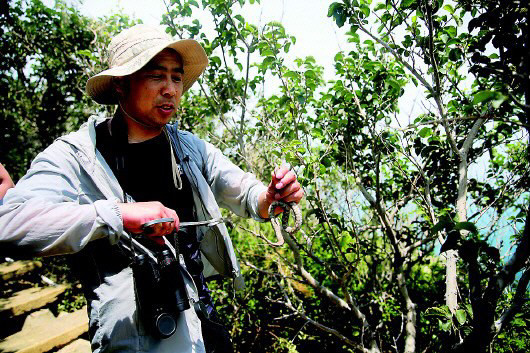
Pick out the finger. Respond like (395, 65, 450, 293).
(275, 181, 301, 200)
(152, 223, 166, 237)
(165, 208, 179, 232)
(271, 168, 279, 185)
(276, 170, 296, 190)
(274, 165, 290, 181)
(283, 189, 304, 203)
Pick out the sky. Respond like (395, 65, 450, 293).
(74, 0, 348, 81)
(67, 0, 429, 122)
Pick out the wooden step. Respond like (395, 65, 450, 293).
(56, 339, 91, 353)
(0, 285, 68, 317)
(0, 260, 42, 281)
(0, 307, 89, 353)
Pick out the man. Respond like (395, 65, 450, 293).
(0, 24, 303, 352)
(0, 163, 14, 200)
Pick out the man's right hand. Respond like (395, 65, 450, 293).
(118, 201, 179, 245)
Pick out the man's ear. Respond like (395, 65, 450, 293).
(112, 77, 127, 99)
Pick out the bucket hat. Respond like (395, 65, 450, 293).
(86, 24, 208, 105)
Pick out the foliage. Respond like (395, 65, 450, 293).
(0, 0, 138, 181)
(163, 0, 529, 352)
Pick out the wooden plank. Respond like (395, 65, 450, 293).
(0, 307, 89, 353)
(0, 285, 68, 317)
(0, 260, 42, 281)
(56, 339, 91, 353)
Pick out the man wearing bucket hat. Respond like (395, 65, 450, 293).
(0, 24, 303, 352)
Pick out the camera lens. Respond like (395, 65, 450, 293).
(156, 313, 177, 338)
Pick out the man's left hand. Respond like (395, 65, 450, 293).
(259, 165, 304, 219)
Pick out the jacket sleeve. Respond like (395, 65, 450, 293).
(0, 142, 123, 257)
(186, 133, 267, 221)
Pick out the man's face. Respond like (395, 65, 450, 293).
(119, 48, 184, 128)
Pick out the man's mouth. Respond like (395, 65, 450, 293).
(158, 104, 174, 112)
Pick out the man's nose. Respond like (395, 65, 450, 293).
(161, 78, 177, 97)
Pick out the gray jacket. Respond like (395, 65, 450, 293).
(0, 116, 267, 352)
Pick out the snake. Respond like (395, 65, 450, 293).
(266, 201, 302, 247)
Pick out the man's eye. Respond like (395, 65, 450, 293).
(172, 76, 182, 82)
(149, 74, 163, 79)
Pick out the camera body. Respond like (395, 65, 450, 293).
(131, 248, 190, 339)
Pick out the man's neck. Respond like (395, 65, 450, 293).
(116, 109, 163, 143)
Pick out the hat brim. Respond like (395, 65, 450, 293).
(86, 39, 208, 105)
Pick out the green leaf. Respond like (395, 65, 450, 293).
(262, 56, 275, 67)
(374, 2, 386, 11)
(387, 79, 401, 89)
(297, 94, 306, 105)
(443, 4, 454, 14)
(360, 5, 370, 17)
(283, 71, 298, 80)
(419, 127, 432, 138)
(431, 216, 452, 234)
(348, 32, 360, 43)
(210, 56, 221, 67)
(472, 90, 496, 105)
(455, 221, 478, 234)
(455, 309, 466, 325)
(491, 93, 508, 109)
(304, 70, 316, 79)
(440, 320, 451, 332)
(261, 49, 275, 57)
(76, 49, 92, 57)
(329, 3, 347, 27)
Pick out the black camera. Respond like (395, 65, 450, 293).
(123, 234, 190, 339)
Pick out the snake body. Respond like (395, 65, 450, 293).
(266, 201, 302, 247)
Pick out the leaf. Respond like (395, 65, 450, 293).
(374, 3, 386, 11)
(304, 70, 316, 79)
(472, 90, 496, 105)
(262, 56, 275, 67)
(455, 221, 478, 235)
(455, 309, 466, 325)
(443, 4, 454, 14)
(76, 49, 92, 57)
(348, 32, 360, 43)
(387, 79, 401, 89)
(426, 305, 451, 319)
(440, 320, 451, 332)
(491, 93, 508, 109)
(261, 49, 275, 57)
(210, 56, 221, 67)
(329, 3, 347, 27)
(283, 71, 298, 80)
(419, 127, 432, 138)
(297, 94, 306, 105)
(360, 5, 370, 17)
